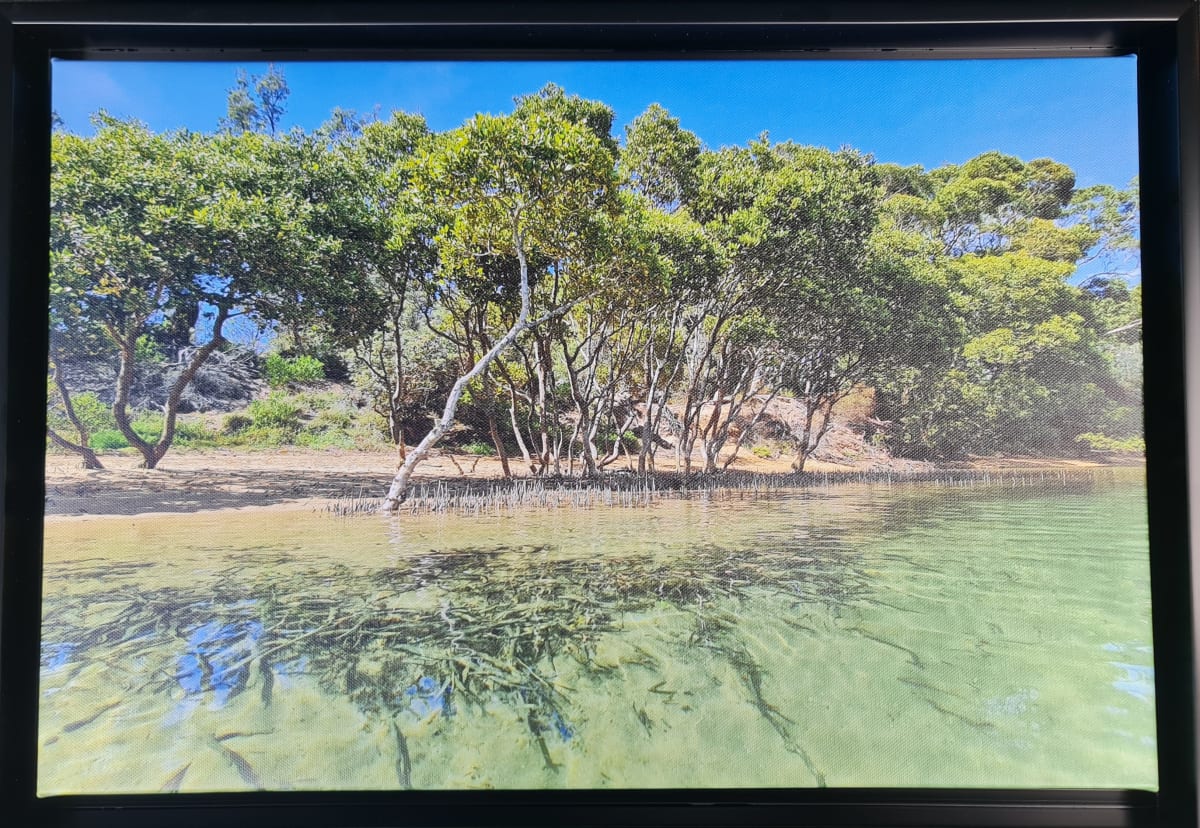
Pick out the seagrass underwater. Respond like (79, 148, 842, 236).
(38, 472, 1155, 792)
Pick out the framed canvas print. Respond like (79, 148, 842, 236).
(2, 2, 1197, 826)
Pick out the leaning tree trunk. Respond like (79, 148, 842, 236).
(381, 239, 535, 512)
(47, 427, 104, 471)
(47, 359, 104, 470)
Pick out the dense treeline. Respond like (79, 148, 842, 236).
(49, 72, 1141, 506)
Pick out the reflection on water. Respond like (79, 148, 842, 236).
(39, 473, 1156, 793)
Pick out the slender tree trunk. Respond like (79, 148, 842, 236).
(533, 336, 552, 476)
(792, 395, 838, 473)
(111, 329, 151, 465)
(792, 402, 818, 473)
(381, 229, 543, 512)
(598, 411, 636, 469)
(702, 392, 725, 473)
(507, 387, 535, 473)
(47, 358, 104, 469)
(723, 389, 779, 470)
(487, 413, 512, 479)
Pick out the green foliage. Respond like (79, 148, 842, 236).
(85, 418, 212, 451)
(414, 85, 619, 282)
(751, 445, 773, 459)
(130, 414, 164, 445)
(207, 389, 389, 451)
(248, 394, 302, 430)
(173, 422, 217, 446)
(264, 353, 325, 387)
(235, 425, 295, 448)
(1076, 433, 1146, 455)
(295, 429, 356, 450)
(88, 429, 129, 451)
(51, 96, 1141, 472)
(221, 64, 289, 136)
(462, 441, 496, 456)
(135, 334, 167, 365)
(56, 391, 114, 435)
(620, 103, 702, 208)
(1010, 218, 1094, 262)
(263, 353, 291, 387)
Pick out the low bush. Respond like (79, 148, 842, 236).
(248, 394, 302, 430)
(237, 425, 295, 448)
(130, 416, 162, 445)
(69, 392, 116, 434)
(312, 408, 353, 431)
(264, 353, 325, 388)
(89, 429, 129, 451)
(173, 422, 216, 447)
(463, 441, 495, 456)
(1076, 433, 1146, 455)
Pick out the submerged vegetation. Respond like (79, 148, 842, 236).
(41, 535, 876, 788)
(47, 66, 1142, 507)
(38, 473, 1155, 791)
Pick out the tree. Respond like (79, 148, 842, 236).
(51, 117, 214, 469)
(291, 111, 440, 456)
(620, 103, 702, 210)
(220, 64, 290, 136)
(871, 152, 1141, 459)
(51, 117, 347, 469)
(379, 90, 620, 510)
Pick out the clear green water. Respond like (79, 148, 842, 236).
(38, 474, 1156, 794)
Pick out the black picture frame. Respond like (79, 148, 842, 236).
(2, 2, 1196, 826)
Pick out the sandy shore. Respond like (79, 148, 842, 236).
(42, 447, 1122, 520)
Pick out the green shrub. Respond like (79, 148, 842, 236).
(751, 445, 773, 459)
(288, 355, 325, 383)
(130, 416, 162, 444)
(1076, 433, 1146, 455)
(173, 422, 215, 446)
(135, 334, 166, 365)
(70, 392, 116, 434)
(85, 417, 211, 450)
(89, 429, 129, 451)
(248, 394, 301, 430)
(264, 353, 325, 388)
(263, 354, 289, 388)
(463, 441, 495, 456)
(295, 390, 337, 411)
(312, 409, 353, 431)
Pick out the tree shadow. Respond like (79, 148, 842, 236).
(45, 468, 398, 516)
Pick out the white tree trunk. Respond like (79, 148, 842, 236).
(379, 235, 595, 513)
(380, 241, 532, 512)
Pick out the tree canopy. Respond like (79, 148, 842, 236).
(49, 71, 1142, 488)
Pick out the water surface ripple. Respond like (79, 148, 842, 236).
(39, 474, 1155, 793)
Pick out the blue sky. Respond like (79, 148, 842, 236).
(52, 58, 1139, 189)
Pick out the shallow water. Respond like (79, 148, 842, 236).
(38, 473, 1156, 793)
